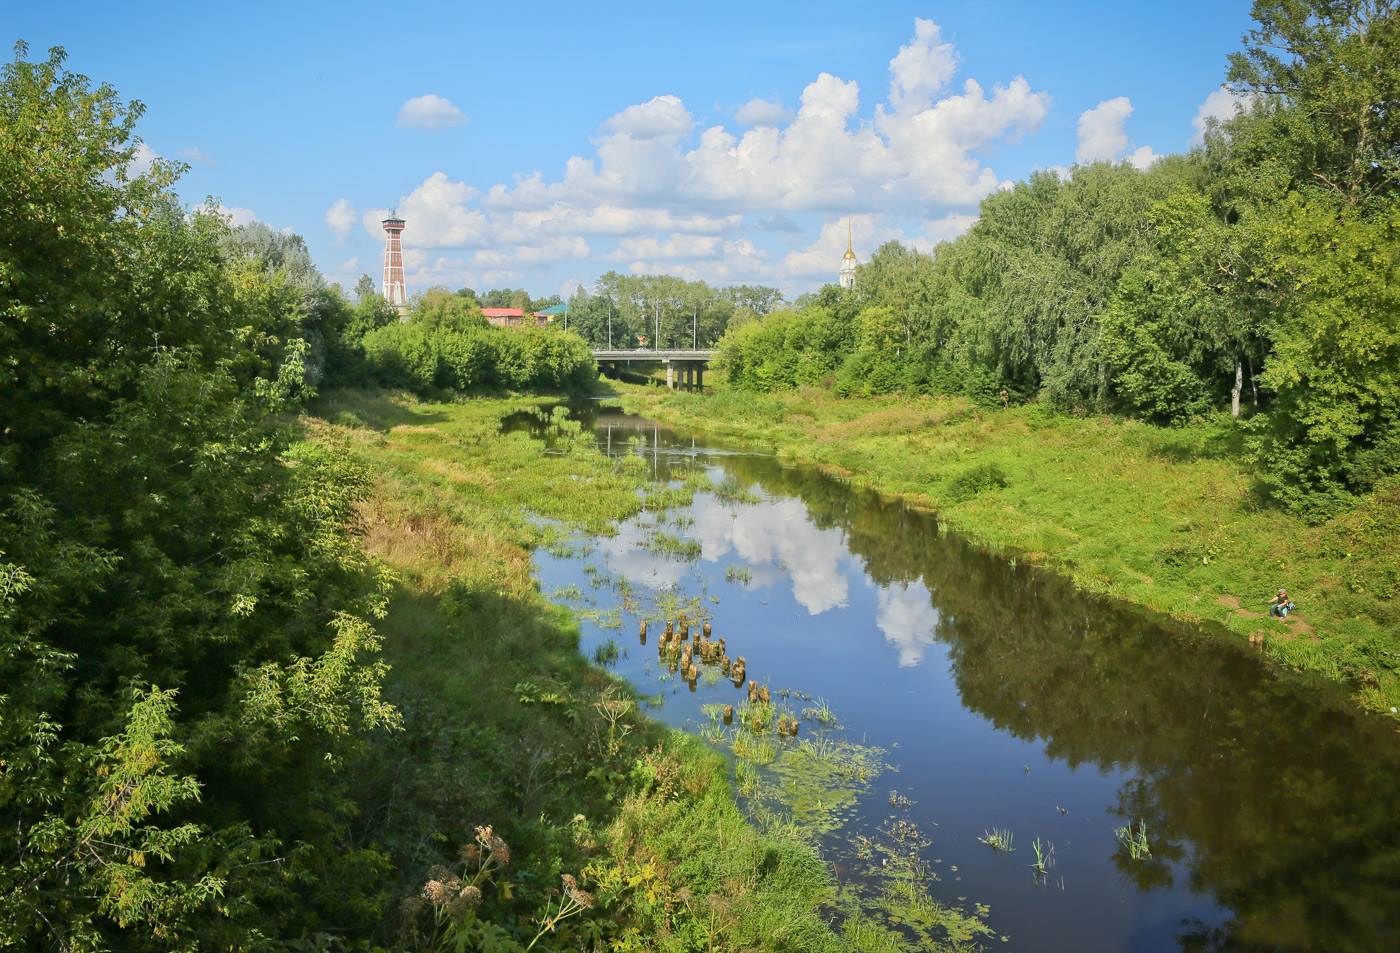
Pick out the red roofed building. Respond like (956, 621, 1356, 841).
(482, 308, 525, 326)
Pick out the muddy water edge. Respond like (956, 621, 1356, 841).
(510, 401, 1400, 953)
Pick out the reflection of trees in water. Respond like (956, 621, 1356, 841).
(704, 431, 1400, 952)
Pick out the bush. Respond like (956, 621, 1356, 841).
(942, 462, 1010, 502)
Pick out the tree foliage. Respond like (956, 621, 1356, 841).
(1, 44, 395, 949)
(715, 1, 1400, 520)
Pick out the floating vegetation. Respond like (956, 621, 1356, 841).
(839, 820, 996, 952)
(582, 563, 630, 594)
(731, 730, 777, 766)
(724, 564, 753, 584)
(682, 471, 715, 492)
(644, 531, 702, 560)
(713, 474, 761, 503)
(888, 790, 913, 809)
(591, 638, 620, 666)
(551, 583, 584, 601)
(978, 828, 1014, 852)
(1115, 819, 1151, 861)
(765, 738, 888, 837)
(641, 484, 693, 511)
(661, 510, 696, 530)
(802, 696, 839, 727)
(578, 606, 622, 629)
(699, 703, 727, 723)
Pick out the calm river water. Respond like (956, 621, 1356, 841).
(516, 403, 1400, 953)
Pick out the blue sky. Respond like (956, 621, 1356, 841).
(12, 1, 1257, 299)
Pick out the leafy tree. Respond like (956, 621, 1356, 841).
(1, 44, 395, 949)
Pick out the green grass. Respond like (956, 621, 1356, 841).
(622, 385, 1400, 713)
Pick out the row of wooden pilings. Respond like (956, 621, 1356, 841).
(640, 617, 799, 736)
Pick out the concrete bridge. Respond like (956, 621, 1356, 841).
(593, 349, 714, 388)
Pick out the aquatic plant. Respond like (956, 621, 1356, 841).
(978, 828, 1014, 852)
(1029, 838, 1055, 882)
(802, 697, 839, 727)
(591, 638, 620, 666)
(1115, 819, 1152, 861)
(644, 530, 702, 560)
(725, 564, 753, 584)
(714, 473, 762, 503)
(731, 730, 777, 765)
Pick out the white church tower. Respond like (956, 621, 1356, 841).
(838, 219, 857, 290)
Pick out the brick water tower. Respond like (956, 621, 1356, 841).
(381, 212, 407, 312)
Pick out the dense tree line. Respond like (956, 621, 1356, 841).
(719, 0, 1400, 521)
(358, 287, 597, 394)
(559, 272, 784, 350)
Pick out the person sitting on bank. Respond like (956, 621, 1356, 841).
(1269, 589, 1294, 618)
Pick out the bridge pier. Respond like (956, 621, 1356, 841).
(666, 362, 675, 389)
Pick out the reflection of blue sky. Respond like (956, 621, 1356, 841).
(690, 494, 849, 614)
(876, 579, 941, 667)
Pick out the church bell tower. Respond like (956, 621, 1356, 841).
(839, 219, 857, 290)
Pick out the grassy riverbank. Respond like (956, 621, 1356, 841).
(305, 389, 848, 952)
(621, 385, 1400, 715)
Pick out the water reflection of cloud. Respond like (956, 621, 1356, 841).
(595, 520, 691, 589)
(877, 580, 941, 667)
(690, 495, 848, 614)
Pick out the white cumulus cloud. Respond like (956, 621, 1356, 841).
(396, 94, 468, 130)
(735, 96, 794, 126)
(888, 17, 959, 111)
(344, 19, 1058, 295)
(1076, 96, 1133, 164)
(326, 198, 357, 243)
(1075, 97, 1159, 168)
(177, 145, 215, 165)
(1192, 86, 1252, 144)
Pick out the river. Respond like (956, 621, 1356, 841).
(513, 402, 1400, 953)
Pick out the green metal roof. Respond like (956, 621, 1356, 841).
(535, 304, 569, 316)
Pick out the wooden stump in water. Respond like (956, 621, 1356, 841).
(717, 637, 725, 655)
(666, 620, 674, 636)
(757, 685, 770, 705)
(640, 620, 648, 638)
(721, 656, 731, 677)
(703, 621, 712, 638)
(681, 624, 689, 640)
(748, 680, 757, 703)
(723, 704, 734, 724)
